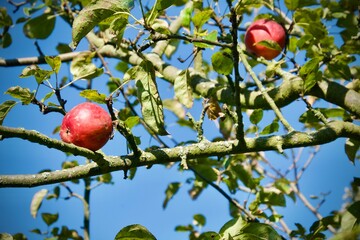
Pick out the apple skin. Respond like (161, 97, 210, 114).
(244, 19, 286, 60)
(60, 102, 113, 151)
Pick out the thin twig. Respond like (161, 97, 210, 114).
(239, 50, 295, 133)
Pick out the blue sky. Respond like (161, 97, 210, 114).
(0, 1, 359, 239)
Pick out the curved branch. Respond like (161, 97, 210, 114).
(0, 121, 359, 187)
(1, 39, 359, 117)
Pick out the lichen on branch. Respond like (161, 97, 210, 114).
(0, 120, 359, 187)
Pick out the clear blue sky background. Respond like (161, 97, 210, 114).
(0, 1, 359, 239)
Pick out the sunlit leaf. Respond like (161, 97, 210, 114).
(70, 52, 104, 80)
(19, 64, 53, 84)
(0, 100, 17, 125)
(0, 233, 13, 240)
(30, 189, 48, 218)
(79, 89, 107, 104)
(45, 56, 61, 73)
(193, 30, 218, 49)
(130, 60, 168, 135)
(163, 182, 181, 209)
(71, 0, 134, 48)
(114, 224, 156, 240)
(174, 69, 193, 108)
(23, 12, 56, 39)
(255, 39, 283, 51)
(163, 99, 186, 119)
(147, 0, 175, 26)
(239, 221, 283, 240)
(125, 116, 140, 129)
(192, 8, 213, 29)
(257, 188, 286, 207)
(5, 86, 34, 105)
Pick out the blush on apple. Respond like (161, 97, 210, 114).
(244, 19, 286, 60)
(60, 102, 113, 151)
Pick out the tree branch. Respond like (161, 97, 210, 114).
(0, 120, 359, 187)
(1, 43, 359, 118)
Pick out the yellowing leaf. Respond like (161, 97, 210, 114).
(206, 97, 224, 120)
(174, 69, 193, 108)
(30, 189, 48, 218)
(79, 89, 107, 103)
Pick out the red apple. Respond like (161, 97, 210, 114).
(60, 102, 113, 151)
(244, 19, 286, 60)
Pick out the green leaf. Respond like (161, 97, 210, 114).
(97, 173, 113, 183)
(30, 189, 48, 218)
(0, 100, 17, 125)
(239, 222, 283, 240)
(70, 52, 104, 80)
(258, 188, 286, 207)
(285, 0, 299, 10)
(345, 138, 360, 164)
(211, 48, 233, 75)
(147, 0, 175, 26)
(219, 217, 246, 237)
(19, 64, 53, 84)
(125, 116, 140, 129)
(41, 212, 59, 226)
(71, 0, 134, 48)
(0, 32, 12, 48)
(300, 58, 323, 93)
(45, 56, 61, 73)
(233, 164, 257, 190)
(0, 233, 13, 240)
(193, 214, 206, 227)
(130, 60, 168, 135)
(260, 119, 279, 135)
(23, 13, 56, 39)
(174, 69, 193, 108)
(163, 182, 181, 209)
(249, 109, 263, 125)
(79, 89, 107, 104)
(163, 99, 186, 119)
(299, 108, 352, 124)
(0, 7, 13, 27)
(114, 224, 156, 240)
(109, 14, 129, 44)
(255, 39, 283, 51)
(193, 30, 218, 49)
(192, 8, 213, 29)
(198, 232, 220, 240)
(5, 86, 34, 105)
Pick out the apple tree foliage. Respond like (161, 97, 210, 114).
(0, 0, 360, 239)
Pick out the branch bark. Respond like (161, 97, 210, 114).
(0, 120, 359, 188)
(1, 45, 359, 118)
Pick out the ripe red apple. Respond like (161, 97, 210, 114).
(244, 19, 286, 60)
(60, 102, 113, 151)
